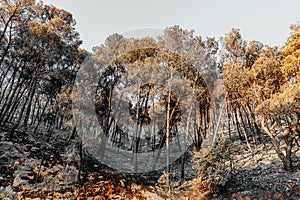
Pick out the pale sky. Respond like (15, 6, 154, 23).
(42, 0, 300, 52)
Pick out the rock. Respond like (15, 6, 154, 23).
(12, 171, 33, 187)
(18, 166, 31, 171)
(30, 146, 39, 153)
(11, 157, 80, 194)
(0, 185, 18, 200)
(31, 183, 43, 192)
(0, 141, 23, 165)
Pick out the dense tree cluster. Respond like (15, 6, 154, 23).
(0, 0, 86, 138)
(221, 27, 299, 171)
(73, 26, 217, 175)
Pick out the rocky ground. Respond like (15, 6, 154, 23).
(0, 124, 299, 199)
(216, 143, 300, 199)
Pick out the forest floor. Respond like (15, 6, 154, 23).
(0, 125, 299, 199)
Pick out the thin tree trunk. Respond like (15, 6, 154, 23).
(233, 108, 243, 141)
(238, 108, 252, 153)
(78, 141, 82, 185)
(261, 118, 292, 171)
(33, 98, 50, 135)
(5, 85, 27, 124)
(0, 66, 18, 123)
(24, 80, 36, 126)
(132, 87, 141, 173)
(30, 93, 39, 125)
